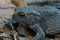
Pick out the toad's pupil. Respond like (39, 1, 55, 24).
(18, 12, 25, 16)
(20, 13, 24, 16)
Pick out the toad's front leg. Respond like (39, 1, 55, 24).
(30, 23, 45, 40)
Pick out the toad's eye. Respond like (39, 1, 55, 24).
(18, 12, 25, 17)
